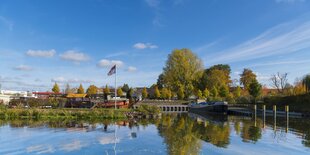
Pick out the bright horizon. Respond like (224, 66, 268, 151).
(1, 0, 310, 91)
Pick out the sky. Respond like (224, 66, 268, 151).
(1, 0, 310, 91)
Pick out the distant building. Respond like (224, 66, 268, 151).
(32, 92, 63, 99)
(0, 90, 36, 105)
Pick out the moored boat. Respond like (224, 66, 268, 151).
(189, 101, 228, 114)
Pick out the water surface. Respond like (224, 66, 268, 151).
(0, 113, 309, 155)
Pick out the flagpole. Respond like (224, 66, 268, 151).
(115, 66, 117, 110)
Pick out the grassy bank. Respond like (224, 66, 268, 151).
(0, 108, 131, 119)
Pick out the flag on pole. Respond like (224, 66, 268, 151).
(108, 65, 116, 76)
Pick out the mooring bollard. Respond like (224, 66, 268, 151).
(254, 104, 257, 127)
(262, 105, 266, 128)
(273, 105, 277, 130)
(285, 105, 289, 133)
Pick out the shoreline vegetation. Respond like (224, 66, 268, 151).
(0, 104, 161, 120)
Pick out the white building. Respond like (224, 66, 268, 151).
(0, 90, 36, 105)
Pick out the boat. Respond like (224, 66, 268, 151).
(189, 101, 228, 114)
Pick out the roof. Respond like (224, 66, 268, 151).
(66, 93, 87, 98)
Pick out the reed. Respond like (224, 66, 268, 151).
(0, 108, 131, 119)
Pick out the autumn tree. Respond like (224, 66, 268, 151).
(86, 85, 98, 95)
(117, 88, 123, 97)
(52, 83, 60, 93)
(104, 85, 110, 94)
(303, 75, 310, 93)
(197, 90, 203, 99)
(77, 84, 84, 94)
(157, 73, 165, 89)
(248, 80, 262, 103)
(161, 87, 169, 99)
(233, 86, 242, 98)
(154, 86, 161, 99)
(240, 69, 257, 90)
(203, 88, 210, 98)
(167, 89, 172, 100)
(142, 87, 148, 99)
(177, 86, 185, 100)
(210, 86, 218, 98)
(161, 48, 203, 99)
(200, 64, 231, 91)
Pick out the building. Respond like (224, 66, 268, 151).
(0, 90, 36, 105)
(32, 92, 63, 99)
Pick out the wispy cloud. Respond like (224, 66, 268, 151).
(60, 50, 90, 63)
(97, 59, 124, 68)
(26, 49, 56, 58)
(126, 66, 137, 72)
(249, 59, 310, 68)
(275, 0, 305, 3)
(51, 77, 92, 83)
(133, 42, 158, 49)
(206, 18, 310, 64)
(13, 65, 33, 71)
(0, 16, 14, 31)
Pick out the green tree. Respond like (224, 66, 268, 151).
(154, 86, 161, 99)
(197, 90, 203, 99)
(219, 85, 229, 98)
(240, 69, 257, 90)
(177, 86, 185, 100)
(121, 84, 130, 93)
(303, 75, 310, 93)
(233, 86, 242, 98)
(117, 88, 123, 97)
(52, 83, 60, 93)
(167, 89, 172, 100)
(161, 48, 203, 99)
(142, 87, 148, 99)
(211, 86, 218, 98)
(126, 88, 134, 99)
(248, 80, 262, 103)
(157, 73, 165, 89)
(77, 84, 84, 94)
(104, 84, 110, 94)
(86, 85, 98, 95)
(203, 88, 210, 98)
(200, 64, 231, 91)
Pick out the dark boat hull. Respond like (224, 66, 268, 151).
(189, 104, 228, 114)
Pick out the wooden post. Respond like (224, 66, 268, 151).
(285, 105, 289, 133)
(273, 105, 277, 130)
(263, 105, 266, 128)
(254, 104, 257, 127)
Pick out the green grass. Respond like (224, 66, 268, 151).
(0, 108, 131, 119)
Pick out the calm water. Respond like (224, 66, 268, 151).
(0, 113, 310, 155)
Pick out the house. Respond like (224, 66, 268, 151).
(65, 93, 91, 108)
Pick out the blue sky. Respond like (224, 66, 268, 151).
(1, 0, 310, 91)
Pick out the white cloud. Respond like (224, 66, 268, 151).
(97, 59, 124, 68)
(13, 65, 32, 71)
(26, 145, 54, 154)
(206, 19, 310, 65)
(60, 50, 90, 62)
(133, 42, 158, 49)
(51, 77, 92, 83)
(0, 16, 13, 31)
(127, 66, 137, 72)
(26, 49, 56, 58)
